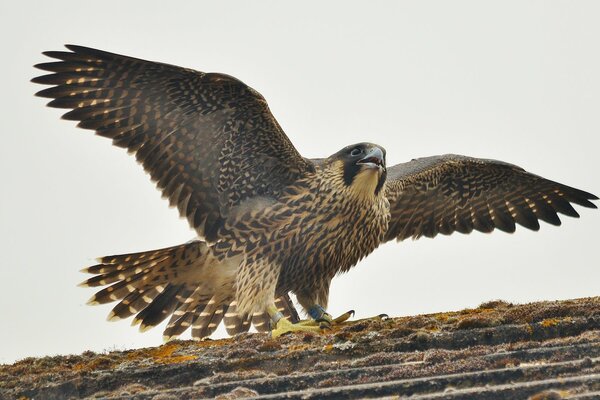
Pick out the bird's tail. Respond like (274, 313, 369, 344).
(80, 240, 298, 340)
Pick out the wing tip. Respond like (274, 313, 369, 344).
(107, 311, 123, 322)
(41, 50, 56, 57)
(582, 197, 598, 208)
(64, 44, 118, 61)
(578, 189, 598, 203)
(40, 49, 71, 59)
(517, 222, 541, 232)
(64, 44, 87, 54)
(30, 74, 51, 85)
(65, 44, 93, 52)
(562, 185, 598, 207)
(33, 62, 53, 72)
(86, 297, 100, 306)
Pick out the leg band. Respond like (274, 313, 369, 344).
(271, 311, 284, 323)
(308, 304, 326, 320)
(267, 304, 285, 323)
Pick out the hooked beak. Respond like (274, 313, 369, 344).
(356, 147, 385, 170)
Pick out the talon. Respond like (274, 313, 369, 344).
(318, 320, 332, 330)
(332, 309, 355, 324)
(316, 312, 333, 324)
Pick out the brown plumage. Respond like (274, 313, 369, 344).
(384, 155, 597, 240)
(33, 45, 598, 340)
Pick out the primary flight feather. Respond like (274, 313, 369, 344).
(33, 45, 598, 339)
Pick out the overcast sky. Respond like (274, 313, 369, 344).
(1, 1, 598, 364)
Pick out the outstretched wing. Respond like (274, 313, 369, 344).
(384, 154, 597, 241)
(33, 45, 313, 242)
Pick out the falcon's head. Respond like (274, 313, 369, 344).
(331, 142, 387, 198)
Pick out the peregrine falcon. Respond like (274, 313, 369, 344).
(33, 45, 598, 339)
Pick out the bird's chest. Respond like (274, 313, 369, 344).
(277, 190, 390, 290)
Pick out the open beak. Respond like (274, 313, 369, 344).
(356, 147, 385, 170)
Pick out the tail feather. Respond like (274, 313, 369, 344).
(99, 242, 201, 265)
(80, 270, 122, 287)
(136, 284, 184, 331)
(222, 294, 299, 335)
(206, 305, 228, 336)
(82, 240, 209, 318)
(86, 268, 159, 305)
(163, 313, 195, 340)
(242, 316, 252, 331)
(252, 312, 271, 333)
(275, 294, 300, 324)
(163, 285, 215, 340)
(192, 300, 228, 338)
(82, 241, 303, 340)
(79, 266, 149, 287)
(81, 262, 136, 276)
(88, 241, 209, 302)
(163, 286, 199, 329)
(107, 287, 157, 321)
(191, 300, 217, 338)
(83, 242, 204, 276)
(163, 300, 203, 340)
(223, 301, 252, 336)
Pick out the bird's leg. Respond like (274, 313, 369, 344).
(267, 304, 323, 338)
(296, 304, 355, 328)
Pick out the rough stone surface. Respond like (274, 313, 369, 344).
(1, 297, 599, 399)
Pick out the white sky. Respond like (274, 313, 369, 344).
(1, 1, 598, 364)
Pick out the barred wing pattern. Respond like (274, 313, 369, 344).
(33, 45, 313, 242)
(384, 155, 598, 241)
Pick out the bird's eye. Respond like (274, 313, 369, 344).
(350, 148, 362, 156)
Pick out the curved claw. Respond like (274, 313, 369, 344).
(317, 312, 332, 323)
(333, 310, 355, 324)
(319, 320, 332, 330)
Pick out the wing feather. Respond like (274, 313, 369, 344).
(384, 155, 597, 241)
(33, 45, 313, 242)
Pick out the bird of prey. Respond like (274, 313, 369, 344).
(33, 45, 598, 339)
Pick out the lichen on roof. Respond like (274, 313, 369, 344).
(1, 296, 599, 399)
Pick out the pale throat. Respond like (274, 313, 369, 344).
(349, 168, 382, 202)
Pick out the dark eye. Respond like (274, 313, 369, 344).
(350, 147, 362, 156)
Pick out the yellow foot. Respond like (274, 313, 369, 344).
(296, 309, 355, 329)
(271, 318, 324, 338)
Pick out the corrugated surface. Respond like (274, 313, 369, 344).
(1, 297, 599, 399)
